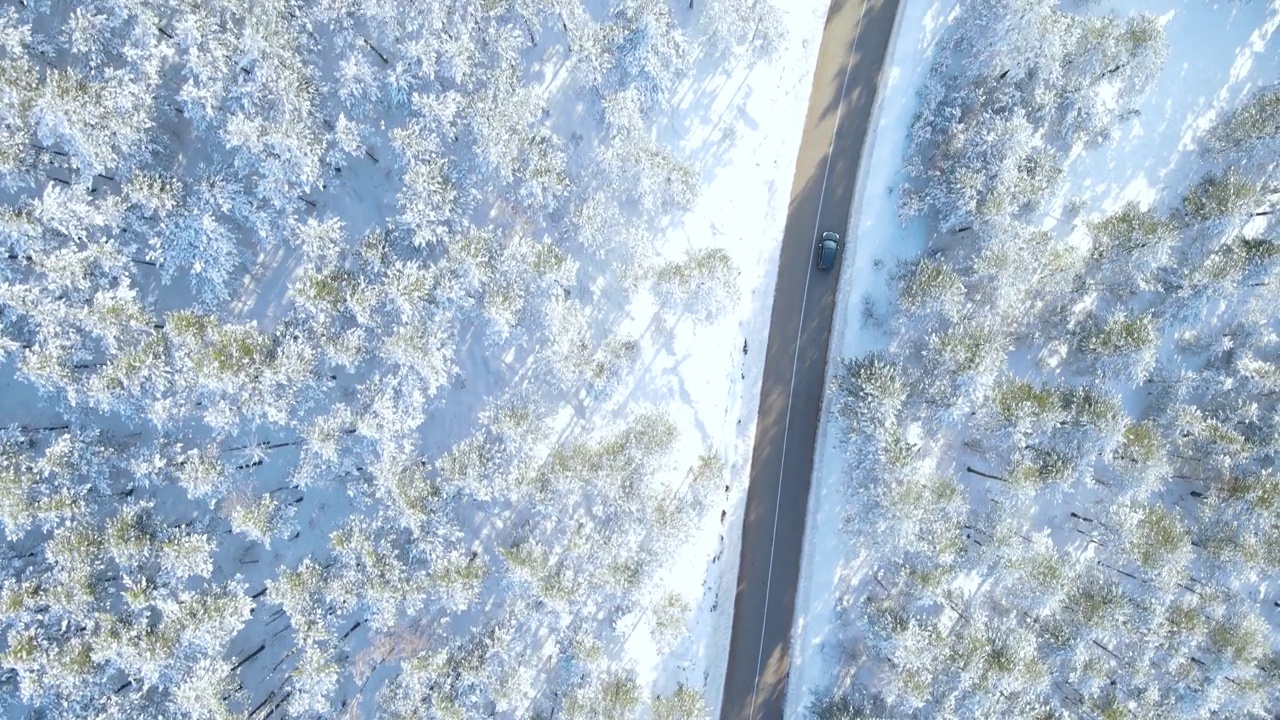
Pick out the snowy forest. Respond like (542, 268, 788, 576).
(0, 0, 780, 718)
(818, 0, 1280, 718)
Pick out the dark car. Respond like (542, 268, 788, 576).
(816, 231, 840, 270)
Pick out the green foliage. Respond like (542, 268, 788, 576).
(373, 455, 442, 532)
(434, 434, 501, 499)
(652, 683, 710, 720)
(1200, 235, 1280, 282)
(2, 627, 39, 666)
(1114, 420, 1160, 465)
(561, 670, 643, 720)
(105, 502, 155, 566)
(42, 522, 101, 611)
(1066, 574, 1130, 631)
(1006, 448, 1072, 490)
(993, 379, 1059, 422)
(90, 333, 168, 400)
(208, 326, 273, 371)
(1060, 387, 1124, 430)
(835, 352, 906, 431)
(896, 257, 965, 315)
(546, 409, 677, 491)
(1014, 539, 1072, 595)
(165, 310, 214, 339)
(328, 518, 431, 630)
(952, 623, 1044, 694)
(930, 320, 1005, 378)
(292, 268, 358, 314)
(600, 673, 642, 715)
(1129, 505, 1188, 572)
(688, 448, 726, 497)
(1209, 86, 1280, 152)
(650, 592, 690, 649)
(1208, 610, 1269, 667)
(1176, 405, 1251, 457)
(651, 248, 739, 324)
(167, 312, 278, 381)
(125, 172, 181, 217)
(499, 536, 552, 588)
(226, 492, 290, 547)
(807, 693, 876, 720)
(587, 335, 639, 391)
(175, 448, 230, 504)
(879, 427, 916, 471)
(1160, 597, 1208, 638)
(158, 530, 215, 581)
(432, 551, 487, 609)
(0, 458, 37, 540)
(1114, 15, 1165, 64)
(1182, 169, 1262, 221)
(1087, 201, 1177, 258)
(877, 469, 965, 558)
(1221, 472, 1280, 512)
(1082, 312, 1156, 356)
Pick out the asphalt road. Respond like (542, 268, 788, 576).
(719, 1, 900, 719)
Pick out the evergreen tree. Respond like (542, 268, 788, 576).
(651, 248, 739, 324)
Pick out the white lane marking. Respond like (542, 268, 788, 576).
(747, 1, 870, 718)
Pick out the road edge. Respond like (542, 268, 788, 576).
(780, 0, 912, 715)
(701, 4, 846, 718)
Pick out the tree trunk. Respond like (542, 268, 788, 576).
(965, 465, 1005, 482)
(362, 36, 389, 65)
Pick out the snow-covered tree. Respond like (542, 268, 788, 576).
(893, 255, 965, 327)
(592, 0, 688, 117)
(225, 491, 296, 548)
(697, 0, 786, 60)
(1086, 200, 1180, 292)
(1182, 168, 1264, 224)
(651, 248, 739, 324)
(1076, 310, 1159, 387)
(1207, 85, 1280, 156)
(652, 683, 711, 720)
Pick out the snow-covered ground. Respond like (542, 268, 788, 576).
(616, 1, 830, 709)
(787, 0, 1280, 716)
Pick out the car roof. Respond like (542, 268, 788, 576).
(819, 243, 836, 267)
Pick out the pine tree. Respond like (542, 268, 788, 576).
(649, 592, 690, 651)
(697, 0, 786, 60)
(1182, 169, 1263, 223)
(651, 248, 739, 324)
(1077, 311, 1159, 387)
(225, 491, 296, 548)
(593, 0, 688, 118)
(1086, 201, 1180, 292)
(268, 557, 334, 647)
(328, 516, 434, 630)
(289, 644, 342, 716)
(1207, 85, 1280, 155)
(893, 256, 965, 325)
